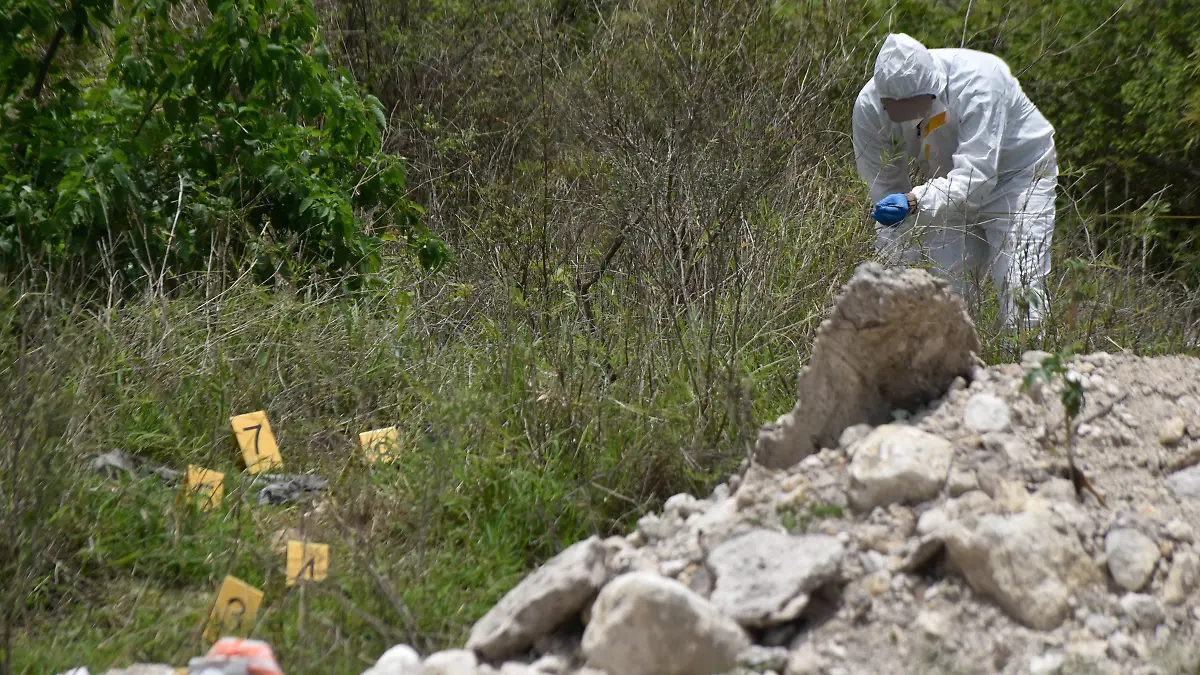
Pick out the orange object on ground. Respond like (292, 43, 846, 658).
(191, 637, 283, 675)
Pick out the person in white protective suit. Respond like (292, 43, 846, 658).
(852, 33, 1058, 330)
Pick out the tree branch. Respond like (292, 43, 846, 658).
(29, 26, 65, 103)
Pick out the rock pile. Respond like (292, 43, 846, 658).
(359, 264, 1200, 674)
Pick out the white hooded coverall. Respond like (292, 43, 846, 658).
(852, 33, 1057, 328)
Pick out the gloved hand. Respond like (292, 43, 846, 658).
(871, 193, 910, 226)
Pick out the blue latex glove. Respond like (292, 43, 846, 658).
(871, 193, 910, 226)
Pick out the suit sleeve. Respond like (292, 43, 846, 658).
(911, 69, 1009, 218)
(852, 94, 912, 203)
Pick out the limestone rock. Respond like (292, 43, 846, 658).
(1086, 614, 1118, 638)
(582, 572, 749, 675)
(736, 646, 790, 672)
(944, 511, 1102, 629)
(946, 469, 979, 497)
(424, 649, 479, 675)
(838, 424, 873, 452)
(753, 262, 980, 468)
(1104, 528, 1160, 591)
(963, 393, 1011, 433)
(467, 536, 609, 660)
(708, 531, 843, 628)
(1163, 549, 1199, 605)
(784, 644, 827, 675)
(1028, 651, 1065, 675)
(1158, 417, 1186, 446)
(364, 645, 423, 675)
(529, 655, 568, 675)
(1118, 593, 1164, 629)
(1165, 464, 1200, 501)
(846, 425, 953, 511)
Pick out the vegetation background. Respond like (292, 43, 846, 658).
(2, 0, 1199, 672)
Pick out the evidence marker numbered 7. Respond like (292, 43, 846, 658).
(230, 410, 283, 474)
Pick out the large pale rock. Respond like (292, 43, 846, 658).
(753, 262, 980, 468)
(467, 536, 609, 660)
(846, 425, 954, 511)
(708, 531, 843, 627)
(582, 572, 750, 675)
(944, 511, 1102, 630)
(1104, 528, 1160, 591)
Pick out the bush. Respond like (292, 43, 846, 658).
(0, 0, 446, 289)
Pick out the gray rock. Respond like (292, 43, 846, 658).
(1162, 518, 1196, 543)
(424, 649, 479, 675)
(1086, 613, 1119, 638)
(529, 655, 568, 675)
(363, 645, 423, 675)
(636, 513, 685, 543)
(914, 609, 953, 639)
(601, 536, 659, 577)
(1166, 465, 1200, 501)
(784, 645, 827, 675)
(946, 469, 979, 497)
(1158, 417, 1186, 446)
(1107, 631, 1137, 660)
(753, 263, 980, 468)
(838, 424, 873, 452)
(1028, 651, 1064, 675)
(708, 531, 842, 628)
(736, 646, 790, 672)
(944, 511, 1102, 629)
(582, 572, 749, 675)
(1105, 528, 1161, 591)
(1163, 549, 1199, 605)
(963, 393, 1011, 433)
(664, 494, 707, 519)
(846, 425, 953, 511)
(1119, 593, 1164, 629)
(468, 537, 610, 661)
(916, 507, 950, 537)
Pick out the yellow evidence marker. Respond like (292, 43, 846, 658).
(203, 575, 264, 643)
(358, 426, 399, 464)
(230, 410, 283, 474)
(285, 540, 330, 586)
(180, 465, 225, 510)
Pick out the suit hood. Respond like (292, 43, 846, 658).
(873, 33, 947, 100)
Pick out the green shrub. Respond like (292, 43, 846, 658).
(0, 0, 446, 288)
